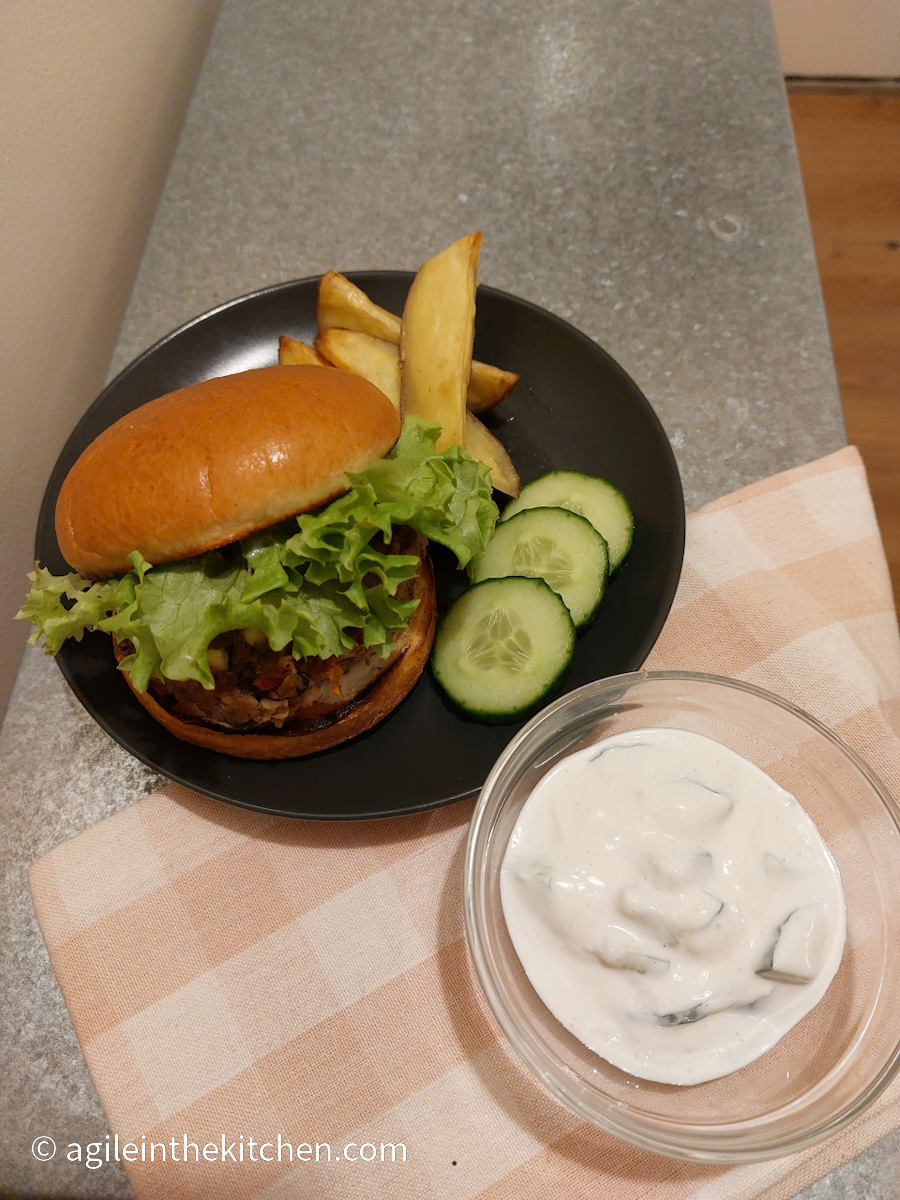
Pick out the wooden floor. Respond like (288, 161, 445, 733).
(788, 89, 900, 610)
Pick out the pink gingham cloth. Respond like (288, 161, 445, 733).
(29, 445, 900, 1199)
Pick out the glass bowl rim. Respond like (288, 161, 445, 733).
(463, 669, 900, 1162)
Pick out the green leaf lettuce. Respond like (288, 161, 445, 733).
(18, 418, 498, 692)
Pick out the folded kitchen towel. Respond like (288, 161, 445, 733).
(29, 445, 900, 1200)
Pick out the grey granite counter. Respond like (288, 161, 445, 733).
(5, 0, 888, 1196)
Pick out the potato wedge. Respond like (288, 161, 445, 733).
(463, 414, 521, 497)
(315, 328, 401, 406)
(317, 269, 518, 414)
(278, 336, 329, 367)
(399, 232, 481, 452)
(317, 271, 400, 344)
(315, 327, 519, 495)
(466, 358, 519, 412)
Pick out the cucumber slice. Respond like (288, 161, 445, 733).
(499, 470, 634, 571)
(432, 577, 575, 721)
(469, 507, 608, 628)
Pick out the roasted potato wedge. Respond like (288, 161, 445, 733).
(278, 336, 329, 367)
(461, 413, 521, 497)
(317, 269, 518, 414)
(317, 271, 399, 344)
(315, 328, 401, 406)
(466, 358, 520, 413)
(399, 232, 481, 452)
(315, 325, 519, 496)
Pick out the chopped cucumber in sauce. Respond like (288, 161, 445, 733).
(758, 906, 824, 984)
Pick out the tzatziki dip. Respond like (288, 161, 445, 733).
(500, 727, 846, 1085)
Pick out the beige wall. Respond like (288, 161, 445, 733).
(770, 0, 900, 76)
(0, 2, 220, 724)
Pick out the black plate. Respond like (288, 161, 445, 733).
(36, 273, 685, 819)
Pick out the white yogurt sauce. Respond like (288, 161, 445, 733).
(500, 728, 846, 1085)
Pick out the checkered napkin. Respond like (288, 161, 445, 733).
(29, 446, 900, 1200)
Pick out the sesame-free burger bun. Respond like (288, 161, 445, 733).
(55, 364, 401, 579)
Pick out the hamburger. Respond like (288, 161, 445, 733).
(19, 364, 497, 758)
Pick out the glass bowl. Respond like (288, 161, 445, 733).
(463, 671, 900, 1162)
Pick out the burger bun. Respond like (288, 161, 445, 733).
(55, 364, 401, 579)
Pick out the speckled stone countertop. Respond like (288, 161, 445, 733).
(6, 1, 896, 1197)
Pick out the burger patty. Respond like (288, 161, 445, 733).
(115, 528, 428, 735)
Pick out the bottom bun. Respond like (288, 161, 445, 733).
(118, 555, 436, 759)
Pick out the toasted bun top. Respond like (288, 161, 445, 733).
(55, 365, 401, 578)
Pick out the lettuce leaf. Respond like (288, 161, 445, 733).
(18, 418, 497, 691)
